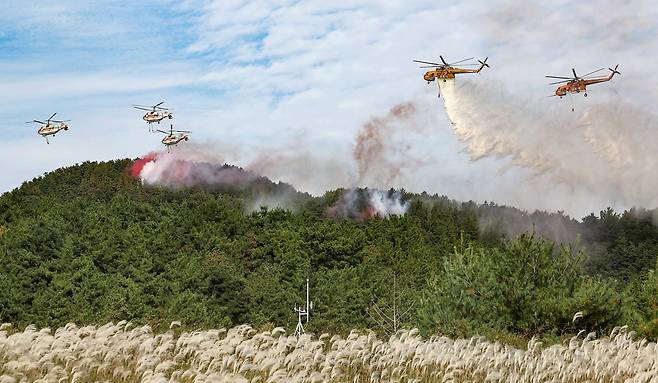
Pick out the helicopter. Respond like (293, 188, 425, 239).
(132, 101, 173, 131)
(157, 124, 191, 150)
(25, 113, 70, 144)
(414, 56, 489, 83)
(547, 65, 620, 98)
(413, 56, 489, 97)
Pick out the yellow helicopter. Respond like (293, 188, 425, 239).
(157, 124, 191, 150)
(133, 102, 173, 131)
(547, 65, 620, 98)
(413, 56, 489, 98)
(414, 56, 489, 83)
(25, 113, 70, 144)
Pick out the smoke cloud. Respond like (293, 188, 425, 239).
(132, 147, 256, 189)
(128, 144, 411, 219)
(354, 102, 416, 186)
(246, 145, 350, 197)
(326, 188, 409, 220)
(321, 100, 439, 220)
(128, 144, 304, 211)
(352, 99, 437, 188)
(438, 78, 658, 210)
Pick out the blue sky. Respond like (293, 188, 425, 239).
(1, 0, 657, 216)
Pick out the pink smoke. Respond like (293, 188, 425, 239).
(128, 149, 262, 190)
(129, 152, 158, 178)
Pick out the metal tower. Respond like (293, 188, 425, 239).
(294, 278, 311, 337)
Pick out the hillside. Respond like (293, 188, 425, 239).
(0, 159, 657, 343)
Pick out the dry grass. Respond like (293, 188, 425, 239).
(0, 322, 657, 382)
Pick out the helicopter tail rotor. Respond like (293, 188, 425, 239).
(478, 57, 489, 68)
(609, 64, 621, 76)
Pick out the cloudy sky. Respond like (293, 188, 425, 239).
(1, 0, 656, 217)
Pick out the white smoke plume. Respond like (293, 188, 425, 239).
(326, 188, 409, 220)
(369, 189, 409, 217)
(438, 78, 658, 211)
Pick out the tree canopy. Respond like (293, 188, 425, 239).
(0, 159, 656, 343)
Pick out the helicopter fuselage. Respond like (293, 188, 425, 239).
(143, 111, 173, 123)
(38, 123, 68, 137)
(162, 134, 189, 146)
(423, 64, 487, 82)
(555, 81, 587, 96)
(424, 69, 456, 81)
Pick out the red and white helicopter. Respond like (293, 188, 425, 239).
(133, 101, 173, 131)
(157, 124, 191, 151)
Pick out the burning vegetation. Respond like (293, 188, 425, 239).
(326, 188, 409, 220)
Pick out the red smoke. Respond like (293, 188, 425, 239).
(129, 152, 158, 178)
(353, 102, 418, 185)
(127, 149, 272, 192)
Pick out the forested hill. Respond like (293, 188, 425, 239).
(0, 160, 657, 344)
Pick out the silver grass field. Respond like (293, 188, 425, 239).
(0, 322, 657, 382)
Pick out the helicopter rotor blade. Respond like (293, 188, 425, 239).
(155, 129, 169, 134)
(413, 60, 442, 66)
(155, 101, 164, 108)
(48, 113, 57, 121)
(580, 67, 606, 78)
(27, 120, 46, 124)
(546, 75, 573, 80)
(133, 106, 151, 111)
(449, 57, 474, 65)
(51, 120, 70, 123)
(572, 68, 578, 79)
(173, 130, 192, 133)
(549, 80, 572, 85)
(439, 56, 448, 65)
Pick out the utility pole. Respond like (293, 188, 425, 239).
(367, 272, 414, 336)
(294, 278, 312, 336)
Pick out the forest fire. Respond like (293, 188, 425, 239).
(326, 188, 409, 220)
(127, 149, 261, 190)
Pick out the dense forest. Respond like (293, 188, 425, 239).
(0, 159, 656, 345)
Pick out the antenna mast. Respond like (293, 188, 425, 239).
(294, 278, 311, 336)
